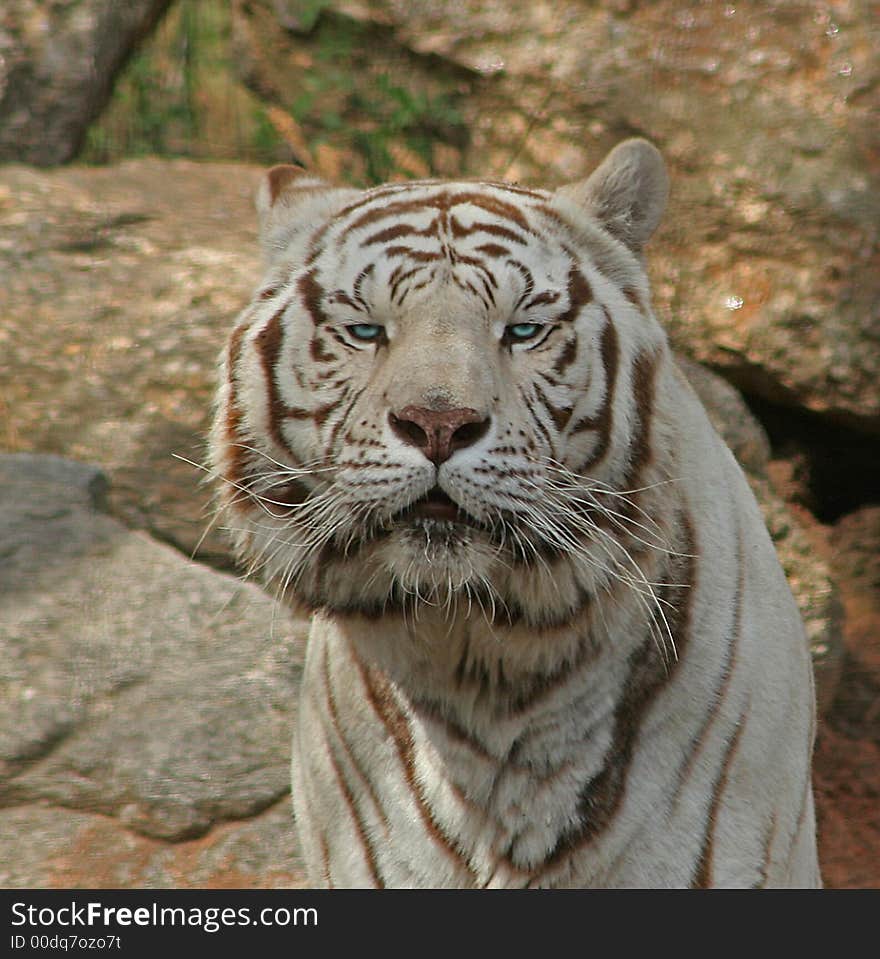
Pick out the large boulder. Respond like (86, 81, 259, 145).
(233, 0, 880, 435)
(0, 158, 263, 566)
(0, 453, 308, 886)
(0, 0, 173, 165)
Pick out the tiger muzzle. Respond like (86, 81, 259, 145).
(388, 406, 490, 466)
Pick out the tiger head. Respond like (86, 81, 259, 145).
(210, 139, 674, 627)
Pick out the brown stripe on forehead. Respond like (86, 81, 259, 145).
(341, 187, 538, 244)
(361, 221, 439, 247)
(534, 202, 569, 228)
(450, 218, 529, 245)
(473, 242, 511, 259)
(341, 195, 447, 240)
(477, 180, 547, 199)
(569, 314, 619, 470)
(447, 191, 533, 232)
(336, 181, 430, 221)
(383, 245, 444, 264)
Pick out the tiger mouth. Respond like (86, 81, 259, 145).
(397, 485, 482, 527)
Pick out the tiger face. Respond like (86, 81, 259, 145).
(212, 140, 672, 625)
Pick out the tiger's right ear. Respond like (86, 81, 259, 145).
(256, 164, 357, 262)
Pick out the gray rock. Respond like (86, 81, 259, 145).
(0, 453, 308, 841)
(0, 0, 173, 165)
(0, 159, 263, 565)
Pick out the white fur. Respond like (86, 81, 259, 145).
(210, 140, 819, 888)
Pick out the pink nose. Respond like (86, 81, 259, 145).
(388, 406, 491, 465)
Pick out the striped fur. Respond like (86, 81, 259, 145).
(209, 139, 819, 887)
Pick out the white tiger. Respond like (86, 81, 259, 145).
(209, 138, 820, 888)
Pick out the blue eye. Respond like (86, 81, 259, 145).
(347, 323, 385, 342)
(505, 322, 543, 342)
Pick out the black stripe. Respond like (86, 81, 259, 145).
(672, 514, 744, 805)
(535, 512, 697, 874)
(690, 705, 749, 888)
(355, 655, 480, 881)
(322, 645, 386, 886)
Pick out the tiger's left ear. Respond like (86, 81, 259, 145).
(555, 138, 669, 254)
(256, 164, 358, 261)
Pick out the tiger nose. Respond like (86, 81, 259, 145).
(389, 405, 491, 465)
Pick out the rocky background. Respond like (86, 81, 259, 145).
(1, 0, 877, 888)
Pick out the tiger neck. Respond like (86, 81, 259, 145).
(330, 514, 687, 751)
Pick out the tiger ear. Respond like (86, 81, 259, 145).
(556, 138, 668, 253)
(256, 164, 357, 261)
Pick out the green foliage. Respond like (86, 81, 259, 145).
(290, 14, 466, 182)
(294, 0, 333, 33)
(82, 0, 285, 164)
(79, 0, 467, 182)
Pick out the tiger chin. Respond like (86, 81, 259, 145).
(209, 138, 820, 888)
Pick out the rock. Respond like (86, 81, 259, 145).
(0, 159, 264, 565)
(233, 0, 880, 435)
(0, 453, 308, 847)
(0, 801, 305, 889)
(813, 506, 880, 888)
(0, 0, 173, 165)
(827, 506, 880, 728)
(829, 506, 880, 604)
